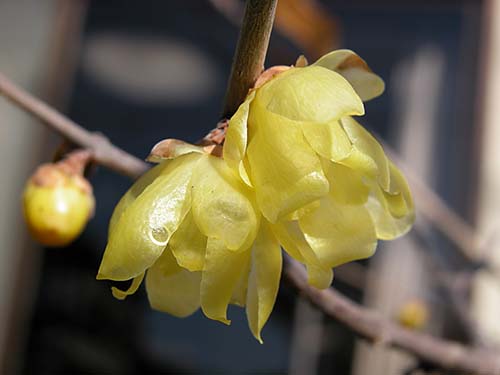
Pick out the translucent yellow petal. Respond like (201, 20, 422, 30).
(191, 155, 258, 250)
(200, 237, 251, 324)
(98, 154, 197, 281)
(301, 120, 352, 162)
(283, 200, 321, 221)
(108, 162, 168, 235)
(247, 99, 329, 222)
(147, 138, 204, 163)
(145, 249, 201, 318)
(272, 221, 333, 289)
(367, 161, 415, 240)
(256, 66, 364, 123)
(299, 196, 377, 268)
(169, 209, 207, 272)
(230, 256, 251, 307)
(340, 117, 390, 190)
(322, 160, 370, 205)
(313, 49, 385, 101)
(223, 91, 256, 185)
(111, 273, 145, 300)
(246, 220, 282, 343)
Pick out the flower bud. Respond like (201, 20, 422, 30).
(397, 299, 429, 330)
(23, 152, 95, 247)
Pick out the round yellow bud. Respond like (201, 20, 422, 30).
(22, 164, 94, 247)
(397, 299, 429, 330)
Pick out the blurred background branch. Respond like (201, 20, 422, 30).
(0, 72, 147, 179)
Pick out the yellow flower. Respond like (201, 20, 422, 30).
(97, 141, 281, 342)
(223, 50, 414, 288)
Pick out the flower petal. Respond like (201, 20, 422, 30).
(272, 221, 333, 289)
(366, 161, 415, 240)
(301, 120, 352, 162)
(146, 249, 201, 318)
(108, 162, 167, 235)
(191, 155, 258, 250)
(247, 99, 329, 222)
(147, 139, 204, 163)
(230, 257, 251, 307)
(223, 91, 256, 185)
(340, 117, 390, 190)
(313, 49, 385, 101)
(299, 196, 377, 268)
(169, 209, 207, 272)
(200, 237, 251, 324)
(256, 66, 364, 123)
(246, 220, 282, 343)
(322, 160, 370, 205)
(111, 273, 145, 300)
(98, 154, 197, 281)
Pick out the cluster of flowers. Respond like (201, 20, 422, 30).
(97, 50, 414, 342)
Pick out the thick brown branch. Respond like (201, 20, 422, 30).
(284, 256, 500, 375)
(221, 0, 277, 118)
(0, 72, 148, 179)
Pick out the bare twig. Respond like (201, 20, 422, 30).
(284, 256, 500, 375)
(221, 0, 277, 118)
(0, 72, 147, 179)
(1, 1, 499, 373)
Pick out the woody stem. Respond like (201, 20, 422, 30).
(221, 0, 277, 119)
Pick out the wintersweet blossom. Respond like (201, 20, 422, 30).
(223, 50, 414, 288)
(98, 49, 415, 342)
(97, 141, 281, 342)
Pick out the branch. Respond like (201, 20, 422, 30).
(0, 72, 148, 179)
(284, 256, 500, 375)
(221, 0, 277, 118)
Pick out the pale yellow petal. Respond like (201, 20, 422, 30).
(108, 162, 167, 235)
(313, 49, 385, 101)
(191, 155, 258, 250)
(230, 256, 251, 307)
(322, 160, 370, 205)
(256, 66, 364, 123)
(169, 210, 207, 272)
(367, 161, 415, 240)
(299, 196, 377, 268)
(111, 273, 145, 300)
(223, 91, 256, 185)
(272, 221, 333, 289)
(301, 120, 352, 162)
(200, 237, 251, 324)
(147, 139, 204, 163)
(246, 220, 282, 343)
(98, 154, 197, 281)
(283, 200, 321, 221)
(247, 99, 329, 222)
(145, 249, 201, 318)
(340, 117, 390, 190)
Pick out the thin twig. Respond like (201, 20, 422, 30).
(221, 0, 277, 118)
(0, 72, 148, 179)
(284, 256, 500, 375)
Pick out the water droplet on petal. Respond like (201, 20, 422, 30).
(149, 227, 169, 246)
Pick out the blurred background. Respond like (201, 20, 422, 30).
(1, 0, 498, 374)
